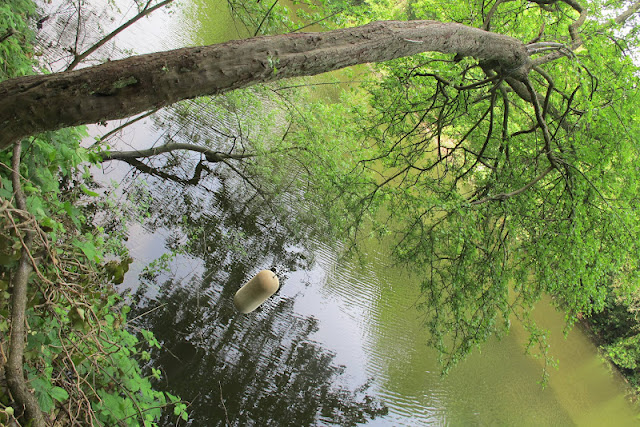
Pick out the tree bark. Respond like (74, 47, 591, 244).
(0, 20, 530, 150)
(6, 143, 46, 427)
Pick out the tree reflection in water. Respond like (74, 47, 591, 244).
(36, 6, 386, 423)
(122, 120, 387, 424)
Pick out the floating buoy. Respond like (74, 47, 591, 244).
(233, 270, 279, 313)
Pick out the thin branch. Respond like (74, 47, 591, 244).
(471, 165, 554, 204)
(504, 76, 572, 133)
(483, 0, 511, 31)
(125, 303, 167, 325)
(414, 72, 500, 91)
(289, 9, 344, 33)
(527, 20, 545, 44)
(219, 381, 230, 426)
(273, 80, 363, 91)
(72, 1, 82, 62)
(0, 28, 16, 43)
(531, 0, 640, 67)
(255, 0, 278, 36)
(615, 0, 640, 25)
(523, 77, 561, 170)
(564, 162, 634, 237)
(93, 109, 159, 146)
(116, 157, 211, 185)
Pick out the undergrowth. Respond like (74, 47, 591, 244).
(0, 0, 187, 424)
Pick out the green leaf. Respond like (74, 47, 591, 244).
(81, 184, 99, 197)
(151, 368, 161, 380)
(37, 392, 54, 413)
(62, 201, 83, 228)
(50, 387, 69, 403)
(72, 238, 100, 262)
(31, 378, 54, 412)
(26, 195, 46, 219)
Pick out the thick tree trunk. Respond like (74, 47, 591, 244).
(0, 20, 530, 150)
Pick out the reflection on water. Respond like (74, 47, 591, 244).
(125, 157, 387, 425)
(131, 275, 387, 425)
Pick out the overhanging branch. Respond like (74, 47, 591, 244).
(66, 0, 175, 70)
(115, 157, 211, 185)
(0, 20, 531, 150)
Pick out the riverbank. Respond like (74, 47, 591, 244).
(582, 293, 640, 400)
(0, 1, 188, 424)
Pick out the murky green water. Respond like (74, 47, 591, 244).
(61, 0, 640, 424)
(315, 237, 639, 425)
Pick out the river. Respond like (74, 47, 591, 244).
(43, 0, 640, 424)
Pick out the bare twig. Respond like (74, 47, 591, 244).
(219, 381, 230, 426)
(125, 303, 168, 325)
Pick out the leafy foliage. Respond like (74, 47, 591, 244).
(86, 0, 640, 383)
(269, 0, 640, 375)
(0, 0, 36, 80)
(0, 133, 188, 424)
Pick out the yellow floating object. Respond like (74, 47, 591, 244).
(233, 270, 280, 313)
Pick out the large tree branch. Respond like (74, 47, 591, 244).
(0, 20, 531, 150)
